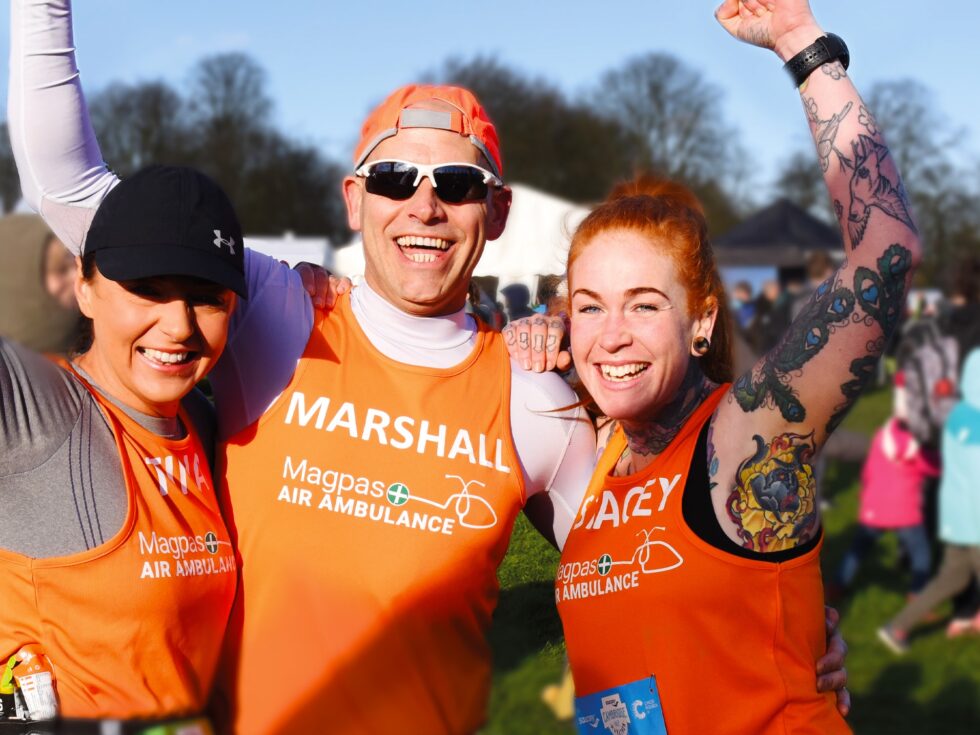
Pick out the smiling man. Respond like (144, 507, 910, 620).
(8, 2, 596, 733)
(346, 89, 511, 316)
(213, 85, 597, 734)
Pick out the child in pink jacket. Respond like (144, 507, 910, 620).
(833, 374, 940, 597)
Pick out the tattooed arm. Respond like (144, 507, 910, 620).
(709, 0, 922, 552)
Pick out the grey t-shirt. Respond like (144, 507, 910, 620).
(0, 338, 216, 557)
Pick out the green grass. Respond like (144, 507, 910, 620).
(486, 513, 569, 734)
(488, 386, 980, 734)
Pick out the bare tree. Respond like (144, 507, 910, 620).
(238, 130, 350, 242)
(591, 53, 743, 189)
(434, 56, 636, 203)
(775, 150, 833, 221)
(90, 81, 191, 175)
(86, 53, 349, 240)
(187, 52, 272, 129)
(865, 80, 957, 190)
(865, 79, 978, 287)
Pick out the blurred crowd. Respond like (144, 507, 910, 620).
(466, 275, 566, 330)
(728, 251, 839, 371)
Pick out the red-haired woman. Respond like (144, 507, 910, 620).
(554, 2, 918, 732)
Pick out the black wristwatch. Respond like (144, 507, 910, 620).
(783, 33, 849, 88)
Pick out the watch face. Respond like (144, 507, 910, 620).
(826, 33, 850, 69)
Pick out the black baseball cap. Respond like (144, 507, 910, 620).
(85, 165, 248, 298)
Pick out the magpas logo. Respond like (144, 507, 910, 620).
(204, 531, 220, 554)
(384, 476, 498, 529)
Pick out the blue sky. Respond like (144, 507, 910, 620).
(2, 0, 978, 196)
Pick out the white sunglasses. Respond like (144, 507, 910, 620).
(354, 159, 503, 203)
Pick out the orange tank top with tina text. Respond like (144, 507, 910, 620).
(0, 369, 237, 719)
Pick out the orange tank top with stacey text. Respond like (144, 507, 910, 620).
(218, 293, 526, 735)
(0, 369, 237, 719)
(556, 386, 849, 734)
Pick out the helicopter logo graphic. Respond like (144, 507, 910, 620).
(599, 527, 683, 576)
(384, 475, 497, 530)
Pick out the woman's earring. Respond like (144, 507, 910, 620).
(693, 336, 710, 356)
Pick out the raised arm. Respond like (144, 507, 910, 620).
(8, 0, 118, 252)
(711, 0, 921, 551)
(7, 0, 320, 434)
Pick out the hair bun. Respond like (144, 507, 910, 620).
(606, 174, 704, 216)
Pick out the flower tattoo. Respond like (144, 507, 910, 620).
(727, 432, 818, 552)
(858, 105, 878, 136)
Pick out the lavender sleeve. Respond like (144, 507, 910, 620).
(209, 248, 314, 439)
(8, 0, 119, 253)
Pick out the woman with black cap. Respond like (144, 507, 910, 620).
(0, 164, 246, 730)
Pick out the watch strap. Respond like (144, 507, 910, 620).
(783, 33, 850, 88)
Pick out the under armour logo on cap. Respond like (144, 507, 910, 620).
(214, 230, 237, 255)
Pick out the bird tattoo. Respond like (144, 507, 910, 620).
(844, 134, 916, 248)
(810, 100, 852, 172)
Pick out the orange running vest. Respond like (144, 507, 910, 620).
(0, 369, 236, 719)
(556, 386, 850, 734)
(218, 294, 525, 735)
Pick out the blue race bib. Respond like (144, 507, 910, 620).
(574, 675, 667, 735)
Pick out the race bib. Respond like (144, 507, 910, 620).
(574, 675, 667, 735)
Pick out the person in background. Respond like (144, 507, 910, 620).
(466, 280, 505, 330)
(500, 282, 537, 322)
(533, 275, 563, 315)
(748, 279, 791, 354)
(831, 372, 939, 601)
(790, 250, 836, 319)
(895, 278, 966, 622)
(731, 280, 763, 374)
(879, 349, 980, 652)
(934, 260, 980, 635)
(730, 279, 756, 329)
(0, 213, 79, 354)
(943, 257, 980, 376)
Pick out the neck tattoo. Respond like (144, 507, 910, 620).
(616, 362, 716, 476)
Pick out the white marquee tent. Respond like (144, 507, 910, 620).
(245, 232, 333, 269)
(333, 183, 589, 296)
